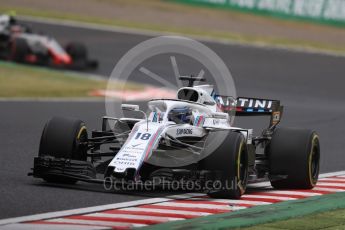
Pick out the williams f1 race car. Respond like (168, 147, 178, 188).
(29, 76, 320, 199)
(0, 14, 98, 69)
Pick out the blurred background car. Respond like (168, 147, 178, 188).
(0, 14, 98, 70)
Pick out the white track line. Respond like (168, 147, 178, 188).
(45, 218, 146, 228)
(0, 197, 171, 225)
(167, 193, 206, 199)
(319, 171, 345, 178)
(317, 182, 345, 188)
(247, 181, 271, 188)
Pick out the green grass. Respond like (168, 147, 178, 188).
(244, 208, 345, 230)
(0, 62, 143, 98)
(1, 5, 345, 55)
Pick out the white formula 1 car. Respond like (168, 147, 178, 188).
(29, 76, 320, 199)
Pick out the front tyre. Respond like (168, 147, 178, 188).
(39, 117, 88, 183)
(269, 127, 320, 189)
(11, 38, 30, 62)
(65, 42, 89, 69)
(199, 131, 249, 199)
(65, 42, 87, 60)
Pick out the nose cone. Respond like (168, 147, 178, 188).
(60, 54, 72, 65)
(52, 52, 72, 65)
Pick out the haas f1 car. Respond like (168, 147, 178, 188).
(29, 76, 320, 199)
(0, 14, 97, 69)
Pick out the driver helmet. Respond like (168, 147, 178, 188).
(0, 15, 11, 30)
(168, 107, 192, 124)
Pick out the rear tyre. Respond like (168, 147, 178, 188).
(39, 117, 88, 184)
(199, 131, 249, 199)
(269, 127, 320, 189)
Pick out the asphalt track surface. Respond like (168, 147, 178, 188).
(1, 20, 345, 220)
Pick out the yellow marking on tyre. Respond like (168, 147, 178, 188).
(309, 134, 319, 187)
(77, 126, 87, 140)
(237, 141, 245, 194)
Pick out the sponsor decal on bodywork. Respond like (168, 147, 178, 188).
(237, 98, 273, 109)
(176, 128, 193, 136)
(109, 123, 165, 173)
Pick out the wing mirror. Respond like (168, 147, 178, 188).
(121, 104, 140, 111)
(121, 104, 148, 131)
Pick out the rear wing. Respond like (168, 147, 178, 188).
(215, 96, 283, 127)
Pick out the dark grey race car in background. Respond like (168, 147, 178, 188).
(0, 14, 98, 70)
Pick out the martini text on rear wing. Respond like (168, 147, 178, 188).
(215, 96, 284, 127)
